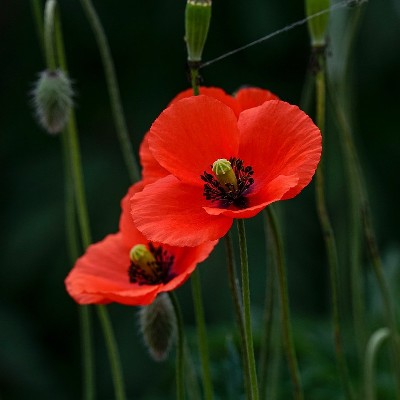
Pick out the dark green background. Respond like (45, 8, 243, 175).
(2, 0, 400, 398)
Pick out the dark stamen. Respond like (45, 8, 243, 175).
(128, 243, 175, 285)
(201, 157, 254, 208)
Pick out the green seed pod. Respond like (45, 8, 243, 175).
(305, 0, 330, 48)
(185, 0, 212, 63)
(139, 293, 176, 362)
(32, 69, 73, 134)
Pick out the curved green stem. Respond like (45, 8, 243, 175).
(236, 219, 259, 400)
(224, 232, 250, 396)
(265, 207, 303, 400)
(169, 292, 185, 400)
(44, 0, 57, 70)
(364, 328, 390, 400)
(31, 0, 45, 58)
(96, 307, 127, 400)
(52, 8, 127, 400)
(191, 271, 214, 400)
(314, 55, 354, 400)
(79, 0, 140, 183)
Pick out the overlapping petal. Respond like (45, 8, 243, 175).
(148, 96, 240, 186)
(234, 87, 279, 111)
(131, 175, 233, 247)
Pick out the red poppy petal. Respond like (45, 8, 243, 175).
(65, 233, 160, 306)
(148, 96, 240, 186)
(131, 175, 233, 246)
(170, 86, 241, 117)
(119, 181, 149, 247)
(203, 174, 299, 218)
(238, 100, 321, 199)
(234, 87, 279, 111)
(139, 132, 170, 182)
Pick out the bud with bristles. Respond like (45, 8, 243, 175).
(32, 69, 73, 134)
(185, 0, 212, 63)
(139, 293, 176, 362)
(305, 0, 330, 48)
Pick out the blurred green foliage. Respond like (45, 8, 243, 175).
(1, 0, 400, 398)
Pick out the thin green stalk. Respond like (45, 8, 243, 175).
(314, 55, 354, 400)
(79, 0, 140, 183)
(364, 328, 390, 400)
(191, 271, 214, 400)
(236, 219, 259, 400)
(224, 232, 251, 397)
(41, 3, 95, 398)
(44, 0, 56, 70)
(265, 207, 303, 400)
(96, 307, 127, 400)
(258, 211, 277, 399)
(30, 0, 45, 58)
(328, 84, 400, 398)
(52, 7, 127, 399)
(169, 292, 185, 400)
(188, 64, 214, 400)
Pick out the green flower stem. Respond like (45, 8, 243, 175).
(79, 0, 140, 183)
(96, 307, 127, 400)
(52, 7, 127, 399)
(30, 0, 45, 58)
(189, 62, 214, 400)
(265, 207, 303, 400)
(314, 55, 354, 400)
(224, 232, 251, 396)
(328, 83, 400, 398)
(191, 271, 214, 400)
(236, 219, 259, 400)
(169, 292, 185, 400)
(44, 0, 56, 70)
(364, 328, 390, 400)
(258, 211, 277, 399)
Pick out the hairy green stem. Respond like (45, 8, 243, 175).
(364, 328, 390, 400)
(314, 55, 354, 400)
(191, 272, 214, 400)
(265, 207, 303, 400)
(236, 219, 259, 400)
(44, 0, 56, 70)
(169, 292, 185, 400)
(96, 307, 127, 400)
(79, 0, 140, 183)
(52, 7, 127, 399)
(224, 232, 251, 396)
(258, 211, 277, 399)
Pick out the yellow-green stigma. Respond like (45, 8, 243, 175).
(128, 243, 176, 285)
(212, 158, 238, 191)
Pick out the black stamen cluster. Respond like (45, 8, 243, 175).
(128, 243, 175, 285)
(201, 157, 254, 208)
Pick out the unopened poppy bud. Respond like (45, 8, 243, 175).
(185, 0, 212, 63)
(130, 244, 157, 279)
(212, 158, 238, 191)
(305, 0, 330, 48)
(32, 69, 73, 134)
(139, 293, 176, 362)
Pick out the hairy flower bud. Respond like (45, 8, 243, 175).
(32, 69, 73, 134)
(185, 0, 212, 63)
(138, 293, 176, 362)
(305, 0, 330, 48)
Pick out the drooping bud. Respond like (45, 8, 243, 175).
(305, 0, 330, 48)
(32, 69, 73, 134)
(138, 293, 176, 362)
(129, 244, 157, 280)
(212, 158, 238, 191)
(185, 0, 212, 63)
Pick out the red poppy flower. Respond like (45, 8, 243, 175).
(65, 182, 217, 306)
(131, 95, 321, 247)
(139, 86, 279, 182)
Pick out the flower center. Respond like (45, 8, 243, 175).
(128, 243, 175, 285)
(201, 157, 254, 208)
